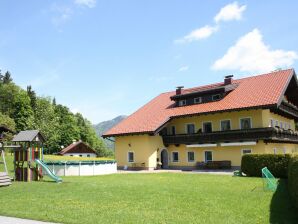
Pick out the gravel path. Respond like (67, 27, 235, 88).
(0, 216, 58, 224)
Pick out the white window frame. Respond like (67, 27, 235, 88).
(202, 121, 213, 133)
(172, 151, 179, 163)
(212, 94, 221, 101)
(178, 100, 186, 106)
(194, 97, 202, 104)
(220, 119, 231, 131)
(239, 117, 252, 129)
(128, 151, 134, 163)
(273, 148, 277, 155)
(204, 150, 213, 162)
(241, 149, 252, 155)
(185, 123, 196, 134)
(187, 151, 195, 163)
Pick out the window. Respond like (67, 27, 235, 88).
(212, 94, 221, 101)
(270, 119, 274, 127)
(220, 120, 231, 131)
(178, 100, 186, 106)
(186, 124, 195, 134)
(280, 122, 283, 129)
(240, 118, 252, 129)
(187, 152, 195, 162)
(273, 148, 277, 155)
(171, 126, 176, 135)
(79, 155, 82, 157)
(283, 148, 287, 154)
(172, 152, 179, 162)
(204, 151, 213, 162)
(128, 152, 134, 162)
(275, 120, 279, 127)
(194, 97, 202, 104)
(203, 122, 212, 133)
(242, 149, 252, 155)
(87, 154, 90, 157)
(284, 123, 287, 130)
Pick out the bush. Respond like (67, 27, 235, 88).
(241, 154, 291, 178)
(288, 156, 298, 210)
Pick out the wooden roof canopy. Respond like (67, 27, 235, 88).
(12, 130, 45, 143)
(58, 141, 97, 155)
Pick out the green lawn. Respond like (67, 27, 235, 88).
(0, 154, 297, 223)
(0, 173, 297, 224)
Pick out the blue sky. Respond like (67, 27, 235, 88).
(1, 0, 298, 123)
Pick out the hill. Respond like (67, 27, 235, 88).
(94, 115, 127, 149)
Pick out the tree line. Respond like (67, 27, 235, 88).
(0, 70, 112, 157)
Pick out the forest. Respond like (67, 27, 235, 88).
(0, 70, 112, 157)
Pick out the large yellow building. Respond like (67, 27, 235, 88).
(103, 69, 298, 170)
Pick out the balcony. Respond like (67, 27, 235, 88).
(162, 127, 298, 145)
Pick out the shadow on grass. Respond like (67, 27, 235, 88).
(270, 179, 298, 223)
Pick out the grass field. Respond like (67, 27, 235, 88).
(0, 154, 297, 224)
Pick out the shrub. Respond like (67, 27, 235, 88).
(288, 156, 298, 210)
(241, 154, 291, 178)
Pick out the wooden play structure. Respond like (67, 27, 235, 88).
(11, 130, 45, 182)
(0, 126, 14, 187)
(0, 147, 11, 186)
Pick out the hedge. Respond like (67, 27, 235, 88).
(241, 154, 291, 178)
(288, 156, 298, 210)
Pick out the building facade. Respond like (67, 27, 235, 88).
(103, 69, 298, 170)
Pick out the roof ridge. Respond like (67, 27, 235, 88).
(162, 68, 294, 95)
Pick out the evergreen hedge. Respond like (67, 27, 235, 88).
(288, 156, 298, 210)
(241, 154, 291, 178)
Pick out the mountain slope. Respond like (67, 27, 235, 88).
(93, 115, 127, 149)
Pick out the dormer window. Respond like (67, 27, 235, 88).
(194, 97, 202, 104)
(178, 100, 186, 106)
(212, 94, 221, 101)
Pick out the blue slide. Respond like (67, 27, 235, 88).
(35, 159, 62, 183)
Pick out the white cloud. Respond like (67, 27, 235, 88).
(51, 4, 73, 27)
(175, 25, 218, 43)
(214, 2, 246, 23)
(178, 66, 189, 72)
(75, 0, 96, 8)
(212, 29, 298, 73)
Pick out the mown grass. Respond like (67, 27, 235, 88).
(0, 172, 297, 224)
(1, 154, 297, 223)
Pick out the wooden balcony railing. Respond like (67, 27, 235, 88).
(162, 127, 298, 145)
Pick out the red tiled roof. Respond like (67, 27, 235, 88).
(103, 69, 295, 137)
(58, 141, 97, 155)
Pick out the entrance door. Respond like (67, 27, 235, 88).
(204, 151, 213, 162)
(161, 149, 169, 169)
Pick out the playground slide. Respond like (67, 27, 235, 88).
(35, 159, 62, 183)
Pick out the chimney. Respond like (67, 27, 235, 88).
(224, 75, 233, 85)
(176, 86, 184, 95)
